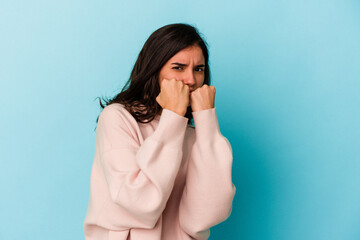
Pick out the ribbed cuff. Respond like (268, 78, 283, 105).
(192, 107, 222, 142)
(151, 109, 188, 148)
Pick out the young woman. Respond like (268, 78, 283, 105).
(84, 23, 236, 240)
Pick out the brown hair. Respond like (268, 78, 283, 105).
(95, 23, 211, 127)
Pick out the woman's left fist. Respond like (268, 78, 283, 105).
(190, 84, 216, 112)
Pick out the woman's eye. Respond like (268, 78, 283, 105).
(172, 66, 182, 70)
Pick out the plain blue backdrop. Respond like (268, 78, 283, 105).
(1, 0, 359, 239)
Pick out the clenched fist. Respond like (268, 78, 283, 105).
(190, 84, 216, 112)
(156, 78, 190, 117)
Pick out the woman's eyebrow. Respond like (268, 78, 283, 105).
(171, 62, 205, 67)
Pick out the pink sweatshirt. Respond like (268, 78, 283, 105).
(83, 103, 236, 240)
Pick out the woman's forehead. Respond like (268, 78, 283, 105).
(168, 45, 205, 64)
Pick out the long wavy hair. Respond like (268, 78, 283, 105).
(94, 23, 211, 128)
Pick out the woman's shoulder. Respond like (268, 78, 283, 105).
(102, 102, 126, 112)
(98, 103, 135, 125)
(100, 102, 126, 115)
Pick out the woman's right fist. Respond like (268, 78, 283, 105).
(156, 78, 189, 116)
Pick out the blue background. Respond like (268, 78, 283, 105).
(1, 0, 359, 239)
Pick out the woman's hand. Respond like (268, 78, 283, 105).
(190, 84, 216, 112)
(156, 78, 190, 116)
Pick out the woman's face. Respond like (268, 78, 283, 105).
(158, 44, 205, 105)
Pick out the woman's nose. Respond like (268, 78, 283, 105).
(182, 71, 196, 85)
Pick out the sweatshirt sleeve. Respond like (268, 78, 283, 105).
(97, 106, 188, 229)
(178, 107, 236, 239)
